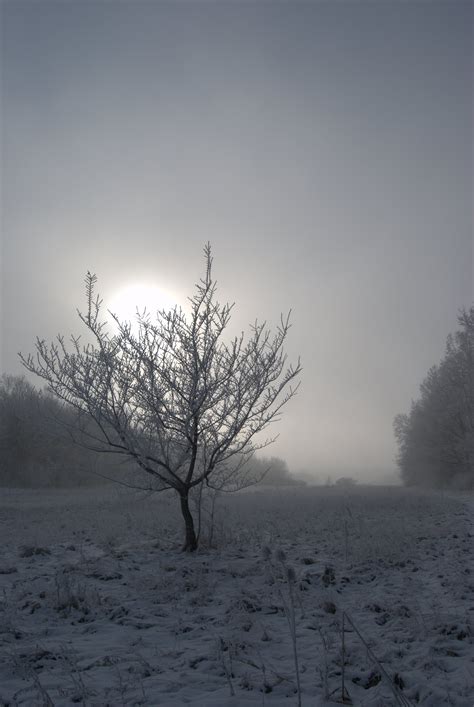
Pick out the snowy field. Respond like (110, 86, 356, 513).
(0, 484, 473, 706)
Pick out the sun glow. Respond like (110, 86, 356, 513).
(108, 283, 178, 326)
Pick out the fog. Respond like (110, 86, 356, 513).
(1, 1, 472, 481)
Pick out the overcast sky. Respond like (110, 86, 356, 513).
(1, 0, 472, 481)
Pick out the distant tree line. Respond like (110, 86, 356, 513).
(0, 375, 298, 490)
(394, 307, 474, 490)
(0, 375, 113, 487)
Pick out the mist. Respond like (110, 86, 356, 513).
(1, 1, 472, 480)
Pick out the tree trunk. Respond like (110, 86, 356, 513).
(180, 492, 198, 551)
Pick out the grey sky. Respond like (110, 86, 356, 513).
(1, 0, 472, 480)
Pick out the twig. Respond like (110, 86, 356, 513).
(342, 612, 413, 707)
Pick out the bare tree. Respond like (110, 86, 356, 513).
(20, 245, 301, 550)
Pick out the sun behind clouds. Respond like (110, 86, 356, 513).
(107, 282, 179, 325)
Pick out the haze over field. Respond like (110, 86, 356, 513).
(1, 1, 472, 482)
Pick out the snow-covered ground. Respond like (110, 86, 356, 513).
(0, 484, 472, 706)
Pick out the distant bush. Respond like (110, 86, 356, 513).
(334, 477, 357, 488)
(248, 455, 305, 487)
